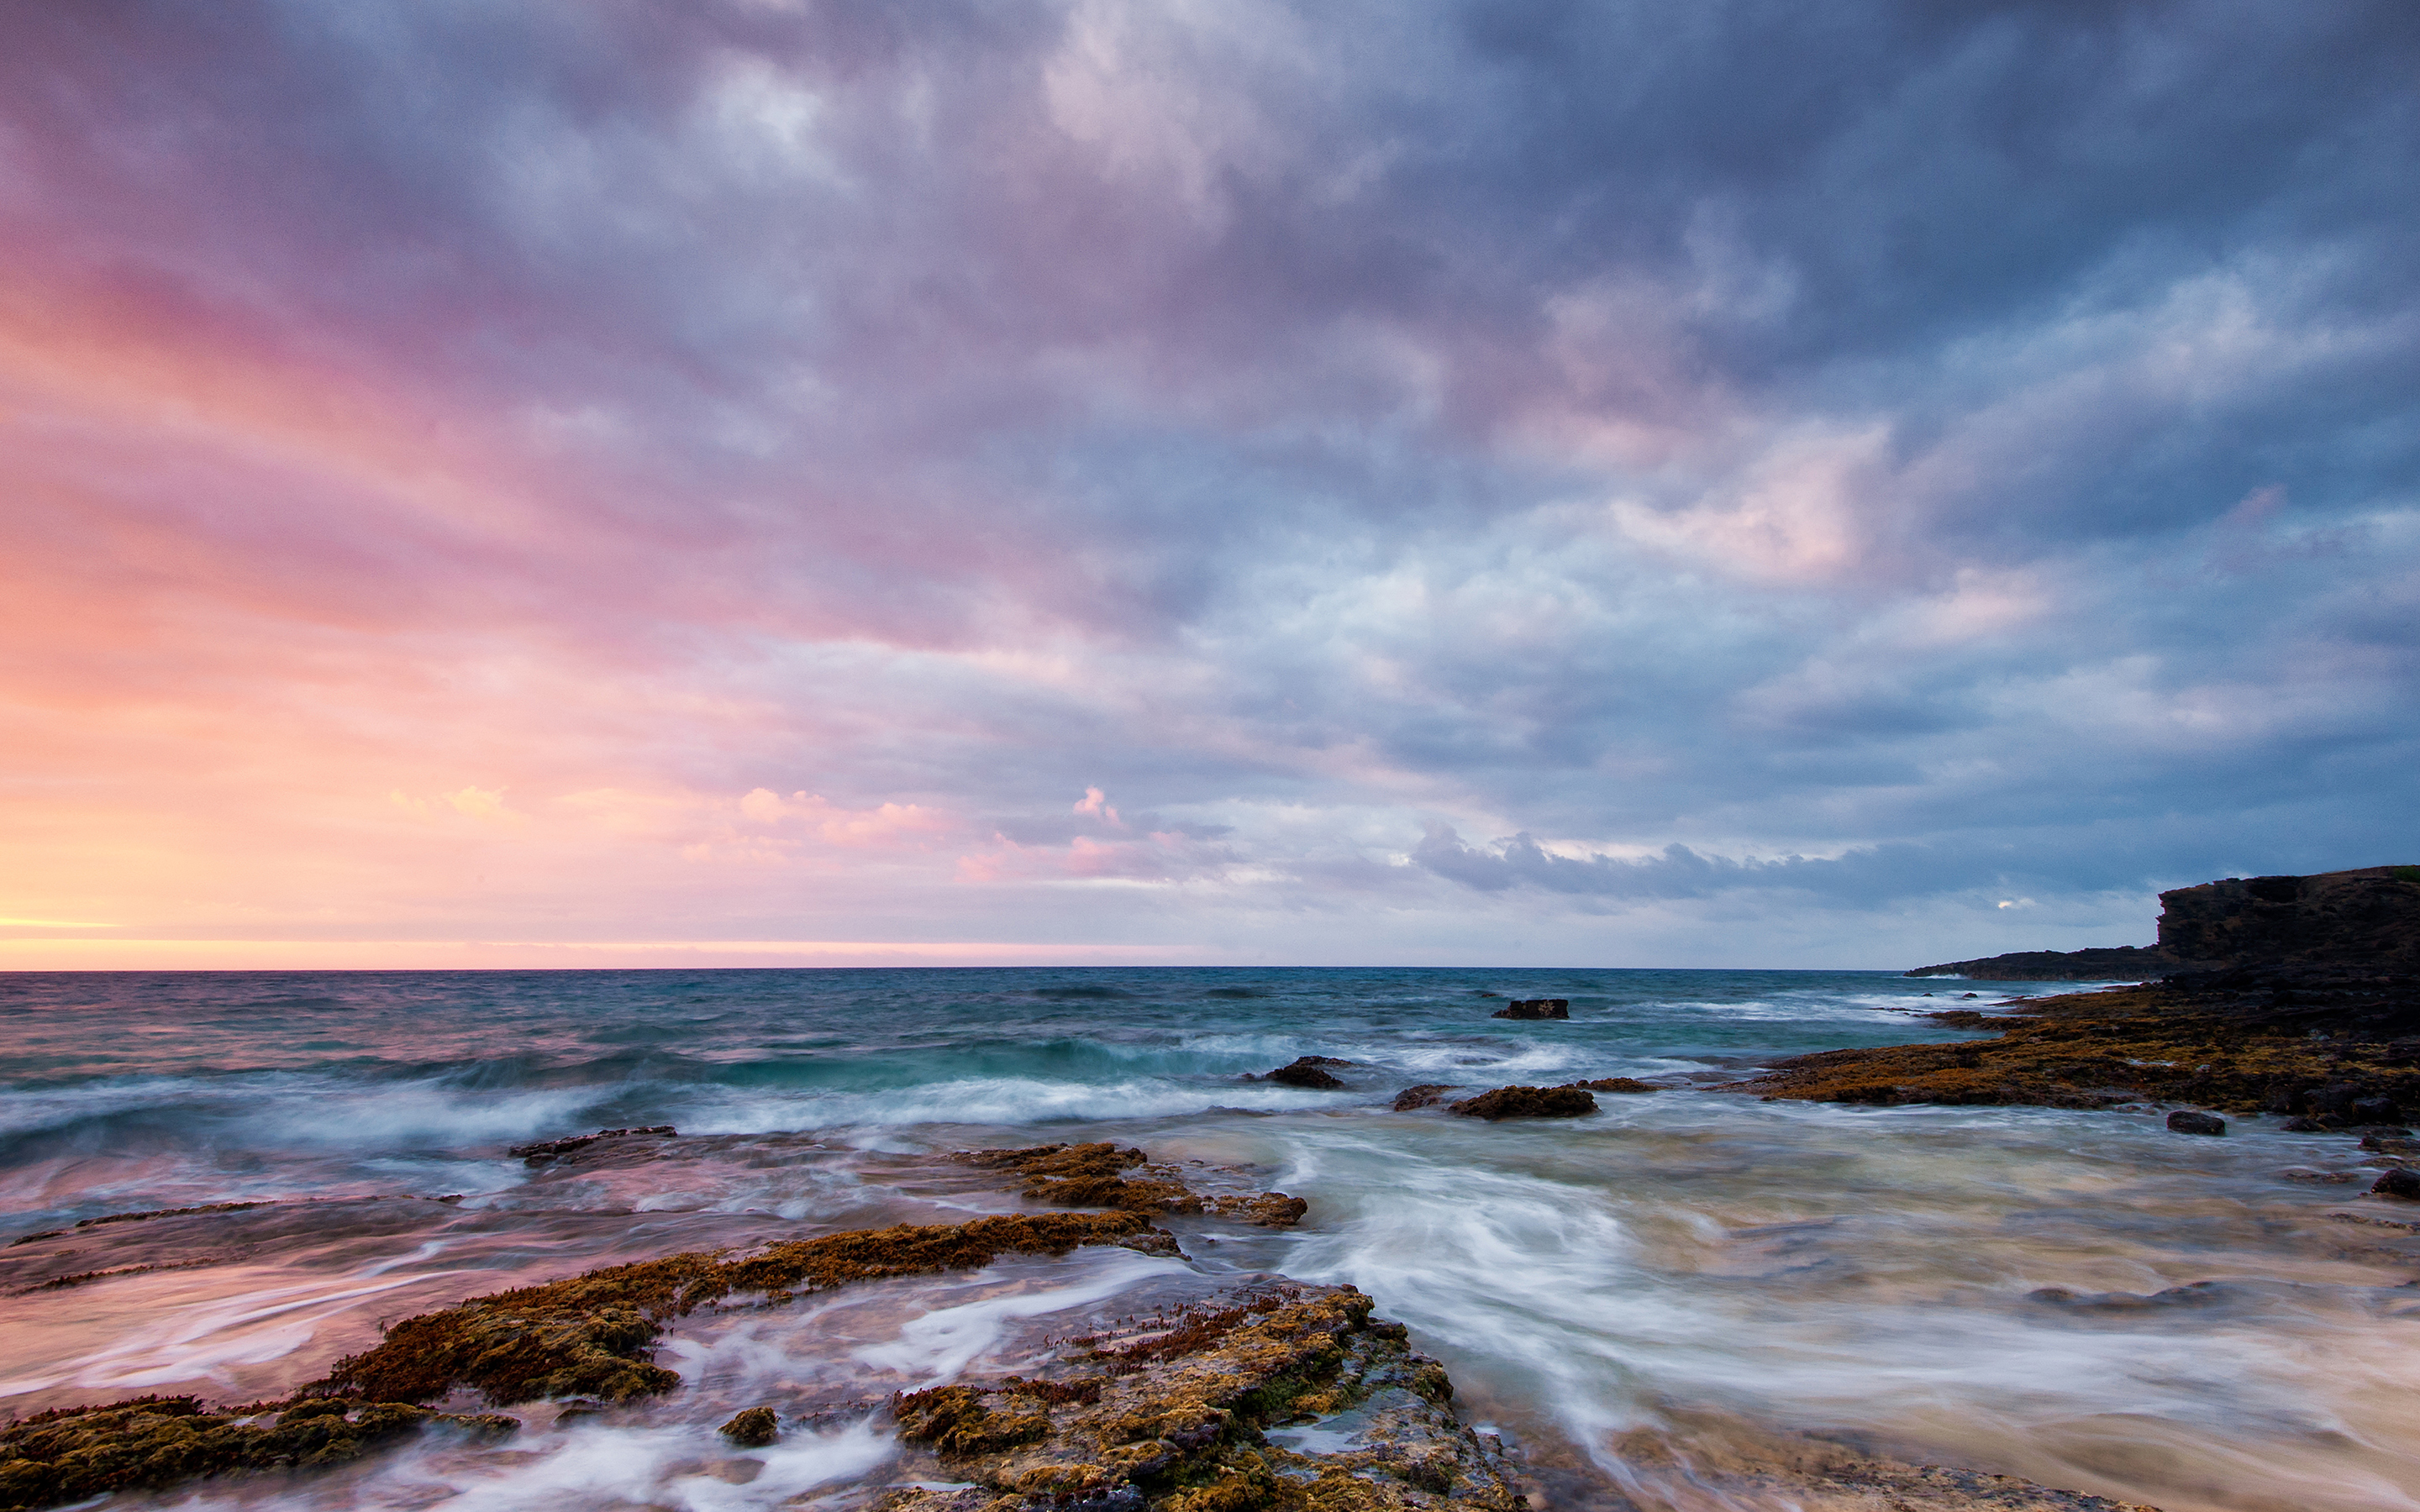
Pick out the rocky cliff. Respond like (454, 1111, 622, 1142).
(1907, 865, 2420, 979)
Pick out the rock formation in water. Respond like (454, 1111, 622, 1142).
(882, 1283, 1522, 1512)
(1489, 999, 1568, 1020)
(1258, 1057, 1354, 1089)
(1725, 968, 2420, 1121)
(1447, 1085, 1596, 1120)
(955, 1143, 1307, 1227)
(0, 1397, 518, 1511)
(1906, 865, 2420, 979)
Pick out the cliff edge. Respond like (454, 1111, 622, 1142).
(1907, 865, 2420, 979)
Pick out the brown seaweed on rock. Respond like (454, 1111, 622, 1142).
(1720, 969, 2420, 1114)
(881, 1284, 1519, 1512)
(0, 1395, 516, 1512)
(955, 1143, 1307, 1227)
(313, 1212, 1155, 1405)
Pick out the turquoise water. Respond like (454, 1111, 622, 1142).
(4, 969, 2415, 1512)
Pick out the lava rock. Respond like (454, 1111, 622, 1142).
(2166, 1110, 2227, 1136)
(1447, 1085, 1597, 1120)
(1490, 999, 1569, 1021)
(720, 1407, 779, 1446)
(1261, 1057, 1349, 1089)
(2372, 1168, 2420, 1200)
(1392, 1084, 1457, 1111)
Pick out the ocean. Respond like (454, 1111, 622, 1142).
(3, 968, 2415, 1512)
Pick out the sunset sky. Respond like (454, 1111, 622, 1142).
(3, 1, 2416, 969)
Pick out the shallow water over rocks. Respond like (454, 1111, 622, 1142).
(4, 968, 2417, 1511)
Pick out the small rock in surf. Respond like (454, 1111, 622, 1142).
(2166, 1110, 2226, 1136)
(1491, 999, 1569, 1020)
(1260, 1056, 1352, 1088)
(719, 1407, 779, 1446)
(1392, 1084, 1457, 1110)
(2374, 1168, 2420, 1200)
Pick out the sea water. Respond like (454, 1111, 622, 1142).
(2, 969, 2415, 1512)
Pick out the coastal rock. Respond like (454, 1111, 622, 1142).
(1261, 1057, 1351, 1089)
(1565, 1077, 1658, 1094)
(1905, 946, 2182, 982)
(314, 1212, 1158, 1404)
(508, 1126, 676, 1166)
(1447, 1085, 1597, 1120)
(2372, 1168, 2420, 1200)
(1392, 1084, 1457, 1111)
(955, 1143, 1307, 1227)
(1490, 999, 1568, 1021)
(0, 1396, 517, 1512)
(879, 1283, 1522, 1512)
(719, 1406, 779, 1446)
(1907, 864, 2420, 979)
(2166, 1110, 2226, 1136)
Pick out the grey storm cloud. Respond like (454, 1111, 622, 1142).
(3, 0, 2414, 962)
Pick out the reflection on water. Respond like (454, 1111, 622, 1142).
(3, 969, 2417, 1511)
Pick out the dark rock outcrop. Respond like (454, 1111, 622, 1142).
(1565, 1077, 1659, 1094)
(2373, 1168, 2420, 1200)
(1391, 1084, 1457, 1111)
(1260, 1057, 1351, 1089)
(1904, 947, 2181, 982)
(1723, 967, 2420, 1114)
(1490, 999, 1568, 1020)
(2165, 1110, 2225, 1136)
(1907, 865, 2420, 979)
(1448, 1085, 1597, 1120)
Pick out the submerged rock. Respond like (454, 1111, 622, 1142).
(880, 1284, 1522, 1512)
(1489, 999, 1568, 1021)
(1391, 1084, 1457, 1111)
(1447, 1085, 1597, 1120)
(1563, 1077, 1658, 1095)
(0, 1396, 515, 1512)
(508, 1126, 676, 1166)
(2166, 1110, 2226, 1136)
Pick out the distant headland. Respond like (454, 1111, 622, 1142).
(1907, 864, 2420, 979)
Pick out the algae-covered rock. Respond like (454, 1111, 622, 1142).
(0, 1395, 514, 1512)
(718, 1406, 779, 1446)
(955, 1143, 1307, 1228)
(1391, 1084, 1457, 1111)
(881, 1284, 1522, 1512)
(313, 1211, 1154, 1405)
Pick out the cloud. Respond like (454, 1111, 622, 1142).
(0, 0, 2413, 965)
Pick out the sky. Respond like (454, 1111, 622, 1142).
(3, 0, 2416, 970)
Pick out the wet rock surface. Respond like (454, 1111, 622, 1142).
(1723, 967, 2420, 1114)
(0, 1395, 516, 1512)
(2165, 1110, 2225, 1135)
(1445, 1086, 1597, 1121)
(1260, 1058, 1353, 1089)
(1391, 1084, 1457, 1111)
(508, 1126, 676, 1166)
(718, 1404, 779, 1445)
(954, 1143, 1307, 1227)
(881, 1282, 1522, 1512)
(1487, 1000, 1568, 1021)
